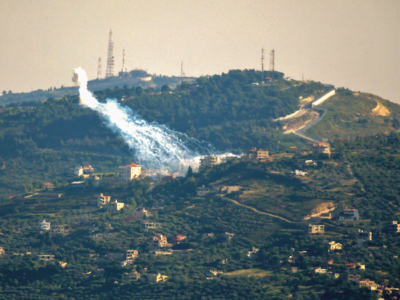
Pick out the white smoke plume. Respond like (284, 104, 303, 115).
(74, 67, 236, 171)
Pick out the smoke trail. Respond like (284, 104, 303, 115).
(74, 67, 218, 170)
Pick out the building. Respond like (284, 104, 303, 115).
(142, 222, 162, 230)
(122, 271, 141, 282)
(71, 166, 83, 177)
(126, 250, 138, 260)
(0, 247, 4, 256)
(223, 232, 235, 240)
(110, 200, 125, 211)
(308, 224, 324, 235)
(59, 261, 67, 269)
(197, 185, 212, 197)
(148, 273, 168, 283)
(43, 182, 54, 189)
(38, 254, 55, 261)
(339, 209, 360, 221)
(209, 270, 223, 276)
(97, 193, 111, 208)
(311, 267, 327, 274)
(119, 163, 141, 181)
(132, 208, 151, 220)
(295, 170, 308, 176)
(51, 225, 65, 236)
(200, 156, 221, 170)
(171, 235, 187, 244)
(248, 148, 269, 159)
(82, 165, 94, 173)
(246, 247, 259, 258)
(161, 175, 176, 183)
(313, 142, 331, 157)
(347, 274, 362, 283)
(357, 229, 372, 247)
(359, 279, 379, 290)
(323, 241, 342, 250)
(38, 220, 51, 231)
(149, 234, 170, 249)
(387, 221, 400, 233)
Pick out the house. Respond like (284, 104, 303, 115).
(308, 224, 324, 235)
(203, 233, 214, 238)
(387, 221, 400, 233)
(327, 259, 334, 265)
(248, 148, 269, 159)
(109, 200, 125, 211)
(323, 241, 342, 250)
(82, 165, 94, 173)
(148, 273, 168, 283)
(38, 220, 51, 231)
(38, 254, 55, 261)
(246, 247, 259, 258)
(223, 232, 235, 240)
(118, 163, 141, 181)
(197, 185, 212, 197)
(149, 234, 170, 249)
(357, 229, 372, 247)
(346, 263, 357, 269)
(305, 160, 317, 165)
(142, 222, 162, 230)
(339, 209, 360, 221)
(358, 279, 379, 290)
(43, 182, 54, 189)
(71, 166, 83, 177)
(295, 170, 308, 176)
(171, 235, 187, 244)
(200, 155, 221, 170)
(126, 250, 138, 260)
(311, 267, 327, 274)
(58, 261, 67, 268)
(51, 225, 65, 236)
(313, 142, 331, 157)
(131, 207, 151, 220)
(347, 274, 362, 283)
(209, 270, 223, 276)
(97, 193, 111, 208)
(122, 271, 141, 282)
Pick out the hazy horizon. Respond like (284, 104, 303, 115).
(1, 0, 399, 103)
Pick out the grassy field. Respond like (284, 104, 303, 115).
(224, 268, 273, 277)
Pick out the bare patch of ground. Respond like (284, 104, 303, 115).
(371, 100, 390, 116)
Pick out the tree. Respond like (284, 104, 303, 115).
(2, 91, 5, 95)
(161, 84, 171, 92)
(186, 166, 193, 178)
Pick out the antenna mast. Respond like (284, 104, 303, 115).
(105, 29, 114, 78)
(122, 49, 125, 73)
(181, 61, 185, 77)
(261, 48, 264, 83)
(270, 49, 275, 72)
(97, 58, 102, 80)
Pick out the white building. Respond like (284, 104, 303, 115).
(71, 166, 83, 177)
(119, 163, 141, 181)
(200, 156, 221, 170)
(339, 209, 360, 221)
(97, 193, 111, 208)
(38, 220, 51, 231)
(295, 170, 308, 176)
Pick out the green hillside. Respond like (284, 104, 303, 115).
(307, 88, 400, 140)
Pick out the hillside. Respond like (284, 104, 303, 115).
(1, 69, 400, 299)
(306, 88, 400, 140)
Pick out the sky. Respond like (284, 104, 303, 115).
(1, 0, 399, 103)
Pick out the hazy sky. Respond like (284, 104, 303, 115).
(1, 0, 399, 103)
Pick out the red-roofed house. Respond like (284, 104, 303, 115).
(82, 165, 94, 173)
(119, 163, 141, 182)
(248, 148, 269, 159)
(171, 235, 187, 244)
(43, 182, 54, 189)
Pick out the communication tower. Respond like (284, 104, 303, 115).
(181, 61, 185, 77)
(122, 49, 126, 73)
(270, 49, 275, 72)
(261, 48, 264, 83)
(105, 29, 115, 78)
(97, 58, 102, 80)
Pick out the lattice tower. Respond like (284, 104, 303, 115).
(105, 29, 114, 78)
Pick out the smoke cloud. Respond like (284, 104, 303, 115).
(74, 67, 233, 171)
